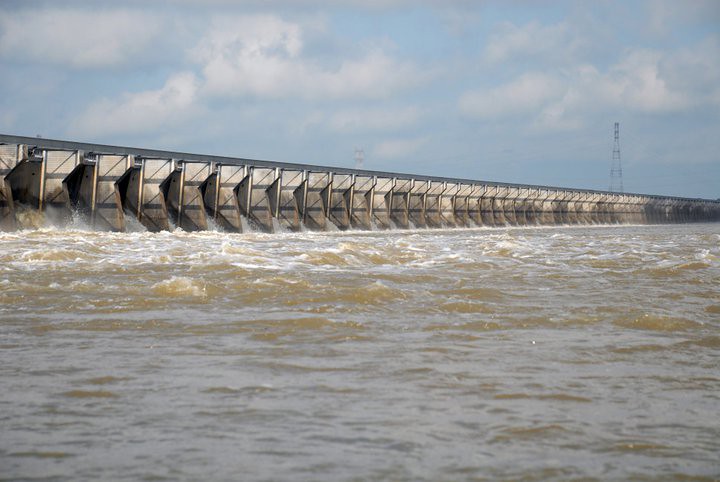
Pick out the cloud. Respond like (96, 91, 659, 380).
(0, 9, 160, 68)
(328, 106, 421, 132)
(484, 21, 573, 63)
(461, 37, 720, 130)
(373, 136, 427, 160)
(191, 15, 423, 99)
(69, 72, 200, 137)
(459, 72, 565, 120)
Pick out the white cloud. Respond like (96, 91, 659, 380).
(192, 15, 423, 99)
(485, 21, 573, 63)
(70, 72, 200, 137)
(328, 106, 421, 132)
(0, 9, 160, 68)
(461, 37, 720, 130)
(645, 0, 720, 36)
(373, 136, 427, 160)
(459, 72, 565, 119)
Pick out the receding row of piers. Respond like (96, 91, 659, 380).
(1, 140, 718, 232)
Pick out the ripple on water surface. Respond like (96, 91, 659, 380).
(1, 224, 719, 480)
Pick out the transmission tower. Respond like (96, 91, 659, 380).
(354, 147, 364, 170)
(609, 122, 623, 192)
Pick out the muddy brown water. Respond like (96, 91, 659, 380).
(1, 223, 719, 480)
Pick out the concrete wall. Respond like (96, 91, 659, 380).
(0, 144, 26, 230)
(63, 154, 132, 231)
(408, 180, 429, 228)
(350, 175, 373, 230)
(299, 171, 329, 230)
(163, 161, 211, 231)
(239, 167, 277, 232)
(389, 178, 412, 228)
(118, 158, 172, 232)
(1, 140, 718, 233)
(202, 164, 245, 232)
(268, 168, 304, 231)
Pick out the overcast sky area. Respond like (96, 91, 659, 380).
(1, 0, 719, 198)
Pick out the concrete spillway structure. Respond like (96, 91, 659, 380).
(1, 134, 719, 232)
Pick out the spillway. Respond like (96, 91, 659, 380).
(1, 134, 718, 232)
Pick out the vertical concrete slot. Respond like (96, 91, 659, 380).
(164, 161, 211, 231)
(202, 164, 245, 232)
(408, 180, 430, 228)
(440, 183, 459, 227)
(389, 178, 412, 229)
(238, 167, 277, 232)
(350, 176, 374, 230)
(0, 144, 27, 230)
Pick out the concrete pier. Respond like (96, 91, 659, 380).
(268, 168, 304, 231)
(369, 177, 393, 229)
(408, 180, 430, 228)
(164, 161, 211, 231)
(64, 154, 133, 231)
(424, 181, 445, 228)
(440, 183, 459, 227)
(202, 164, 245, 232)
(299, 171, 330, 230)
(0, 143, 26, 230)
(349, 175, 373, 230)
(117, 157, 172, 232)
(388, 178, 412, 229)
(239, 167, 277, 232)
(1, 135, 718, 232)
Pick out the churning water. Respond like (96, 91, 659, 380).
(1, 224, 719, 480)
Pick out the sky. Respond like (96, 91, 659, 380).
(1, 0, 719, 198)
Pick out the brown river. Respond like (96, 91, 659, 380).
(1, 223, 719, 480)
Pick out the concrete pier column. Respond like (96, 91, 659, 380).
(424, 181, 445, 228)
(238, 167, 277, 232)
(586, 194, 601, 224)
(40, 149, 84, 222)
(466, 185, 483, 226)
(162, 161, 211, 231)
(367, 177, 393, 229)
(620, 195, 634, 223)
(267, 168, 304, 231)
(523, 189, 539, 225)
(389, 178, 412, 228)
(0, 143, 27, 230)
(660, 199, 674, 223)
(63, 154, 133, 231)
(5, 148, 82, 227)
(453, 183, 474, 227)
(439, 182, 459, 227)
(566, 191, 582, 224)
(297, 171, 330, 230)
(503, 187, 520, 225)
(202, 164, 246, 232)
(600, 194, 615, 224)
(551, 191, 566, 224)
(669, 200, 681, 223)
(644, 197, 659, 224)
(491, 187, 507, 225)
(479, 185, 496, 226)
(349, 175, 374, 230)
(537, 190, 553, 225)
(408, 180, 430, 228)
(326, 173, 353, 230)
(513, 188, 529, 225)
(116, 157, 172, 232)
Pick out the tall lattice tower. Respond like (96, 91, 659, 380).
(354, 147, 365, 170)
(609, 122, 623, 192)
